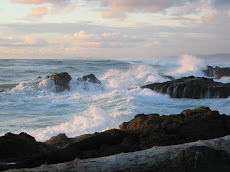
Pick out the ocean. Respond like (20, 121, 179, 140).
(1, 55, 230, 141)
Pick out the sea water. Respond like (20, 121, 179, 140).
(0, 55, 230, 141)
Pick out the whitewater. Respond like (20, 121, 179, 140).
(1, 55, 230, 141)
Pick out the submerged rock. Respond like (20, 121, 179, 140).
(50, 72, 72, 92)
(204, 66, 230, 79)
(141, 76, 230, 99)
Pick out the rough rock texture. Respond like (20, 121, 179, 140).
(0, 133, 55, 171)
(120, 107, 230, 149)
(78, 74, 101, 84)
(6, 136, 230, 172)
(45, 129, 138, 165)
(204, 66, 230, 79)
(141, 76, 230, 98)
(44, 133, 72, 149)
(2, 107, 230, 171)
(50, 72, 72, 92)
(159, 74, 175, 80)
(171, 146, 230, 172)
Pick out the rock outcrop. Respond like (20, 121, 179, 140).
(79, 74, 101, 84)
(119, 107, 230, 149)
(203, 66, 230, 79)
(0, 132, 55, 171)
(141, 76, 230, 98)
(7, 136, 230, 172)
(50, 72, 72, 92)
(2, 107, 230, 171)
(46, 73, 101, 92)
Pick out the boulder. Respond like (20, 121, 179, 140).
(203, 66, 230, 79)
(0, 132, 55, 171)
(50, 72, 72, 92)
(45, 129, 138, 164)
(78, 74, 101, 84)
(171, 146, 230, 172)
(119, 107, 230, 149)
(141, 76, 230, 98)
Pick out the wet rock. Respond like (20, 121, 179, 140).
(141, 76, 230, 99)
(171, 146, 230, 172)
(0, 132, 55, 171)
(159, 73, 175, 80)
(204, 66, 230, 79)
(0, 89, 6, 92)
(119, 107, 230, 149)
(78, 74, 101, 84)
(50, 72, 72, 92)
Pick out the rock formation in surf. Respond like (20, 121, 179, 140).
(141, 76, 230, 99)
(50, 72, 72, 92)
(78, 74, 101, 84)
(1, 107, 230, 171)
(203, 66, 230, 79)
(46, 73, 101, 92)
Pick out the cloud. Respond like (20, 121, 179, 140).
(203, 10, 229, 23)
(0, 36, 48, 47)
(12, 0, 76, 18)
(11, 0, 70, 5)
(27, 6, 48, 18)
(213, 0, 230, 10)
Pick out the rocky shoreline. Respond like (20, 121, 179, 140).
(1, 107, 230, 171)
(1, 66, 230, 171)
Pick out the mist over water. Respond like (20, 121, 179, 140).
(0, 56, 230, 141)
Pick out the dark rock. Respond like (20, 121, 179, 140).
(141, 76, 230, 98)
(0, 132, 55, 171)
(0, 89, 6, 92)
(171, 146, 230, 172)
(119, 107, 230, 149)
(44, 133, 71, 149)
(2, 107, 230, 171)
(160, 73, 175, 80)
(45, 129, 138, 164)
(51, 72, 72, 92)
(204, 66, 230, 79)
(78, 74, 101, 84)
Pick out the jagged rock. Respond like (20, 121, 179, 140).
(0, 132, 55, 171)
(44, 133, 71, 149)
(2, 107, 230, 171)
(119, 107, 230, 149)
(159, 73, 175, 80)
(141, 76, 230, 98)
(204, 66, 230, 79)
(45, 129, 138, 164)
(44, 133, 100, 149)
(7, 136, 230, 172)
(78, 74, 101, 84)
(50, 72, 72, 92)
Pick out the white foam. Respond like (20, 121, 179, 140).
(214, 77, 230, 83)
(169, 54, 207, 78)
(27, 105, 117, 141)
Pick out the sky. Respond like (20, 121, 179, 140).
(0, 0, 230, 59)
